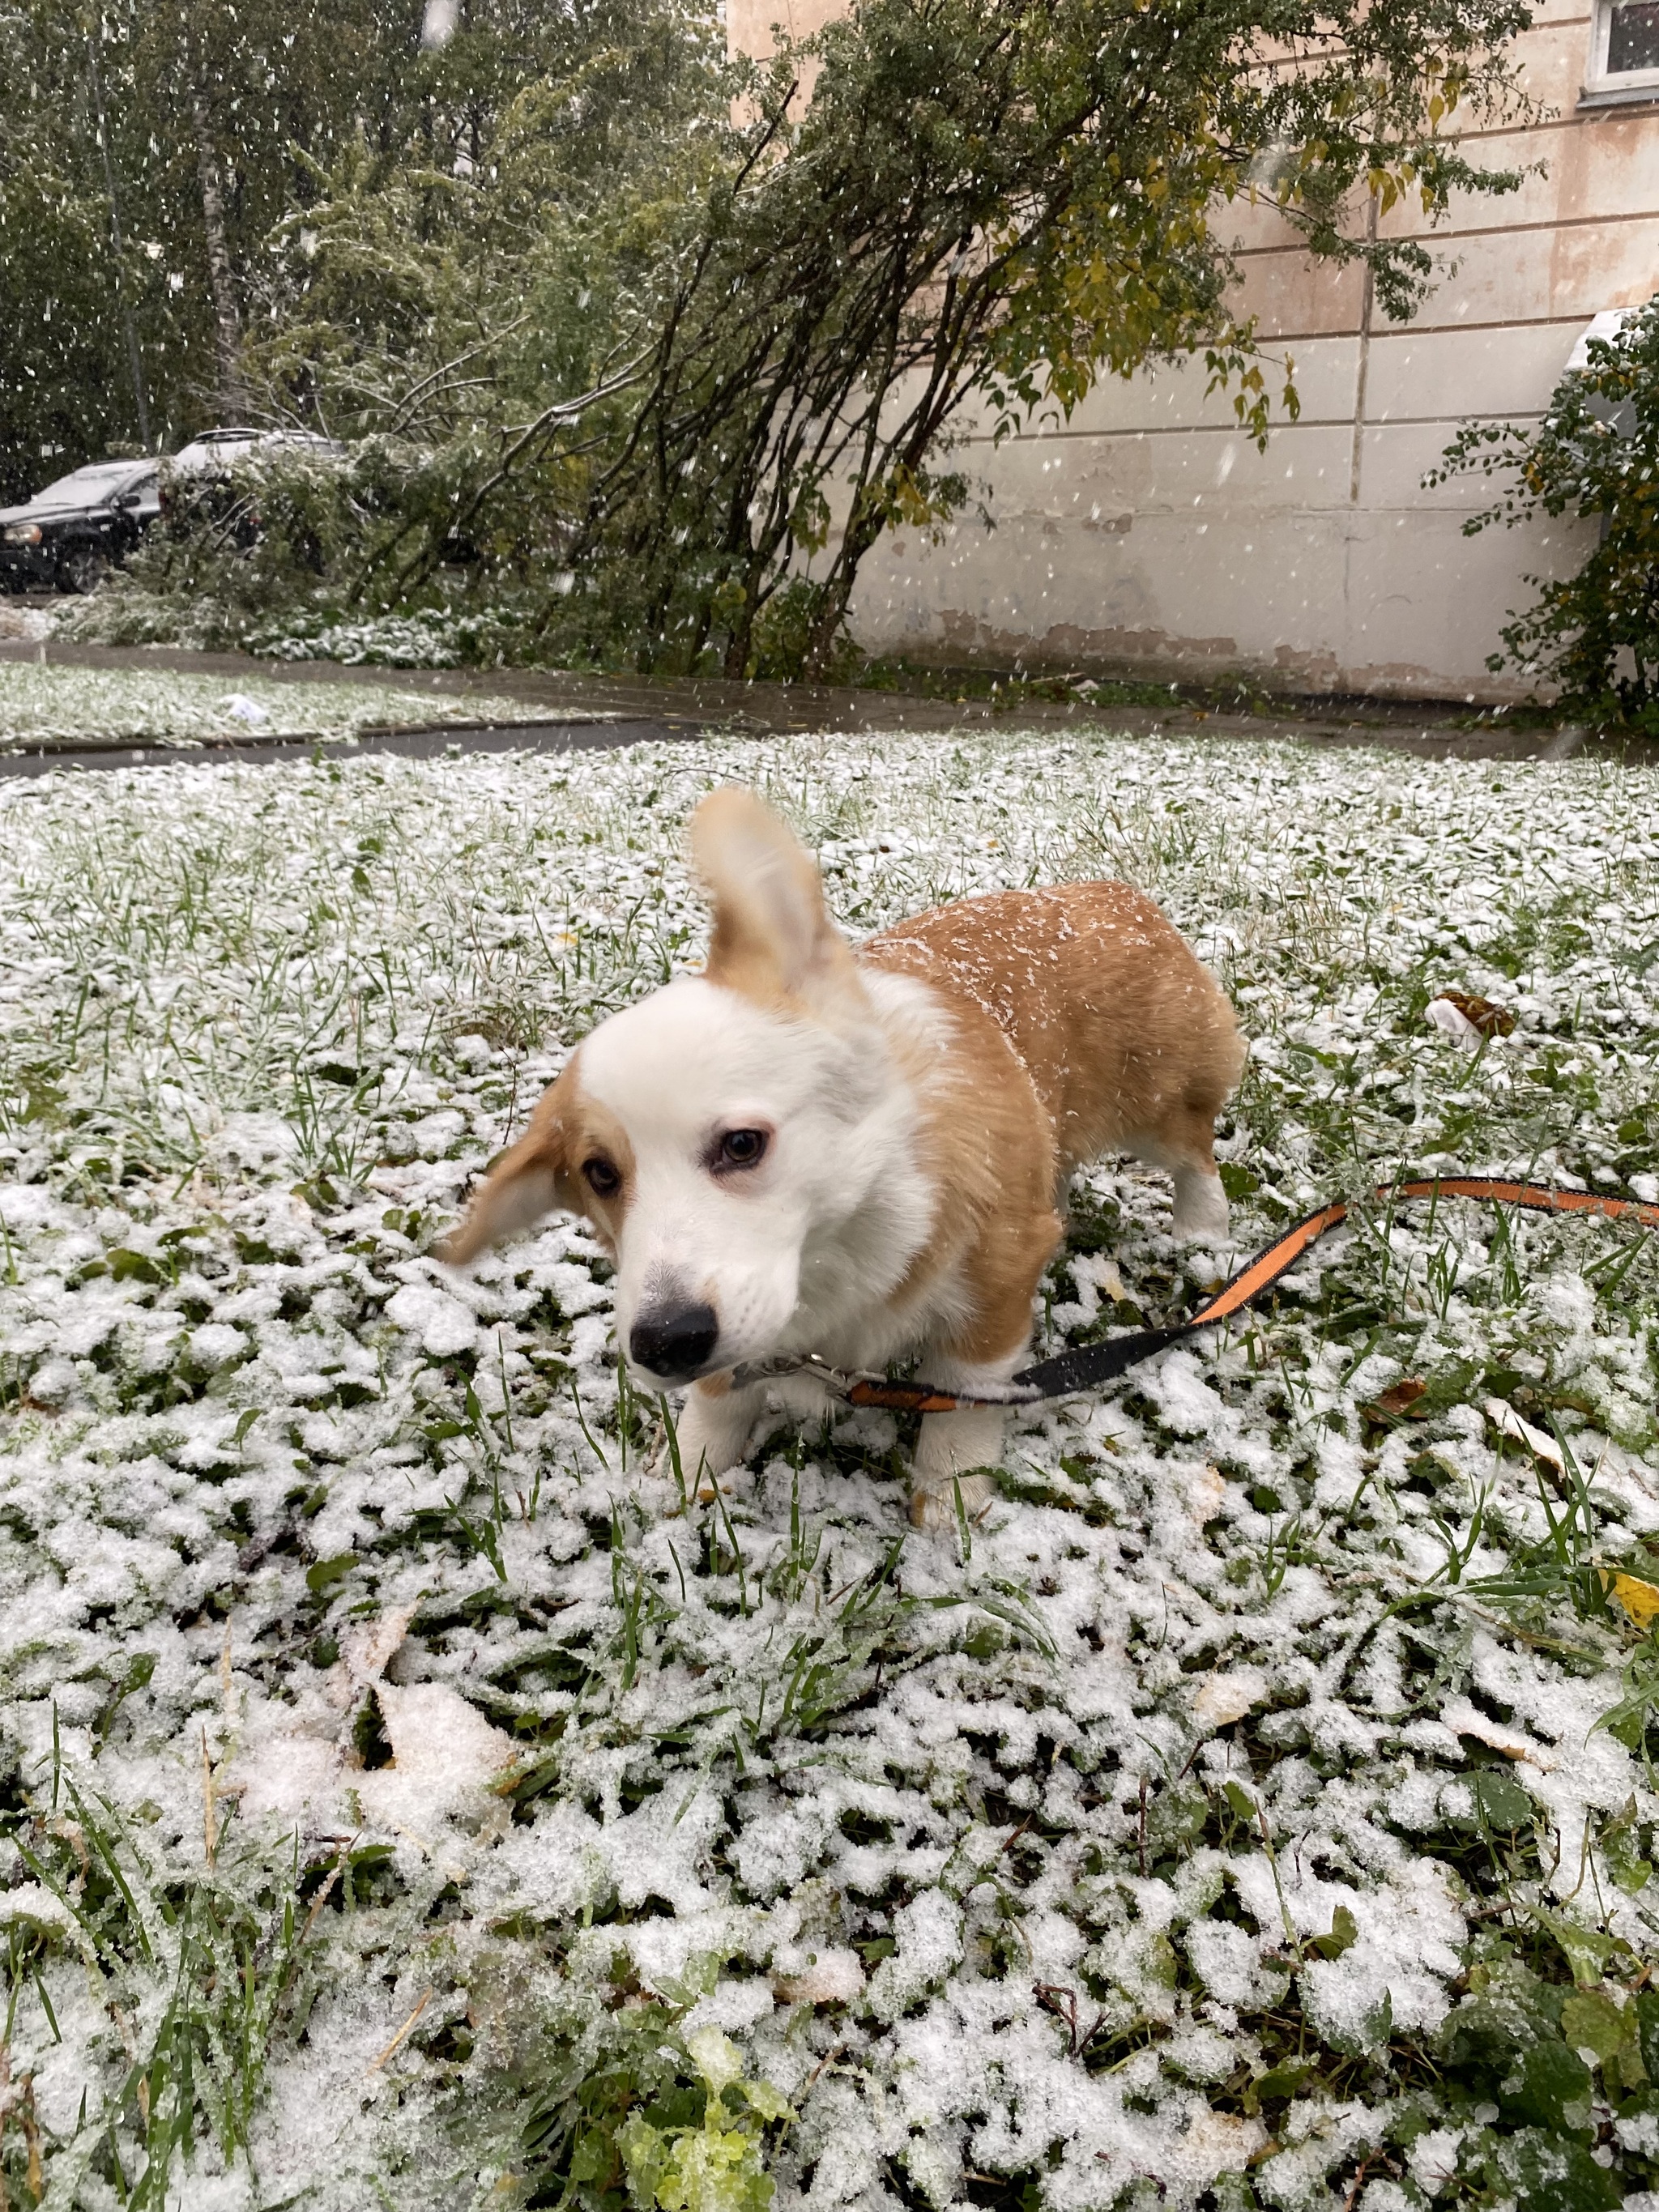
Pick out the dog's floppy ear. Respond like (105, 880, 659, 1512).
(691, 786, 860, 1008)
(437, 1073, 576, 1267)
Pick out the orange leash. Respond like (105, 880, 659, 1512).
(842, 1177, 1659, 1413)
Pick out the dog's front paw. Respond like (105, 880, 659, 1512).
(910, 1400, 1006, 1528)
(663, 1383, 757, 1493)
(909, 1469, 996, 1529)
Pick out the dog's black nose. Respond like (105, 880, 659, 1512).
(629, 1301, 719, 1382)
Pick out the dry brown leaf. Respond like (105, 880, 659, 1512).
(1439, 991, 1516, 1038)
(1371, 1378, 1427, 1419)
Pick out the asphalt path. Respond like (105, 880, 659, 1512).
(0, 717, 700, 779)
(3, 628, 1647, 762)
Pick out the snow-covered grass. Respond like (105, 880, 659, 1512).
(1, 727, 1657, 2212)
(0, 663, 556, 750)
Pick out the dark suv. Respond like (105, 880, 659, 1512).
(0, 458, 161, 592)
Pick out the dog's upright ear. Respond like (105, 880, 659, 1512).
(437, 1068, 576, 1268)
(692, 786, 861, 1010)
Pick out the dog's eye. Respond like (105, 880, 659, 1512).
(582, 1156, 621, 1199)
(718, 1128, 768, 1170)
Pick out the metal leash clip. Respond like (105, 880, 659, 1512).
(727, 1349, 879, 1397)
(727, 1349, 1043, 1410)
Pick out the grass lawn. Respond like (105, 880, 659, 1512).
(1, 727, 1657, 2212)
(0, 663, 556, 751)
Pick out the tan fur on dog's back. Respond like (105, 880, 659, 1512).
(864, 882, 1244, 1188)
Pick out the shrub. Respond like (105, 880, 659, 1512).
(1431, 296, 1659, 727)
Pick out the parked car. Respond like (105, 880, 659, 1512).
(160, 427, 348, 549)
(165, 426, 344, 481)
(0, 458, 160, 592)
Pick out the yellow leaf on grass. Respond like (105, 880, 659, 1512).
(1604, 1571, 1659, 1631)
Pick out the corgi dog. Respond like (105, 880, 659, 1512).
(441, 786, 1245, 1526)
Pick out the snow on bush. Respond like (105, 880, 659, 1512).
(1, 727, 1657, 2210)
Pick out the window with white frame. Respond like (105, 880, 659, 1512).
(1588, 0, 1659, 93)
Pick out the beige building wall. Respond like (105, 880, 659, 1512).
(727, 0, 849, 53)
(731, 0, 1657, 700)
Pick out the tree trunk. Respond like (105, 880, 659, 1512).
(802, 517, 878, 680)
(722, 589, 756, 679)
(190, 89, 245, 420)
(87, 32, 151, 448)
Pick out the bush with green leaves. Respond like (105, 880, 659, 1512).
(84, 439, 505, 655)
(1431, 296, 1659, 727)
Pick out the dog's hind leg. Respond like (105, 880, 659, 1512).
(1131, 1102, 1231, 1242)
(1171, 1160, 1230, 1239)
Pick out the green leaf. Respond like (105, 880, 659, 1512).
(107, 1247, 163, 1283)
(1311, 1903, 1359, 1960)
(1560, 1989, 1628, 2067)
(654, 1953, 721, 2008)
(1599, 1796, 1652, 1894)
(570, 2124, 612, 2184)
(95, 1652, 156, 1745)
(1466, 1768, 1534, 1832)
(685, 2028, 744, 2098)
(738, 2080, 794, 2127)
(1337, 1984, 1392, 2057)
(1222, 1780, 1258, 1822)
(1635, 1988, 1659, 2083)
(1147, 1786, 1209, 1854)
(1528, 1905, 1623, 1989)
(305, 1553, 357, 1595)
(1503, 2126, 1621, 2211)
(1252, 2060, 1313, 2102)
(1503, 2038, 1594, 2132)
(619, 2115, 669, 2208)
(1145, 1930, 1180, 1989)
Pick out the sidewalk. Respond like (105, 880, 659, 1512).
(0, 631, 1610, 763)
